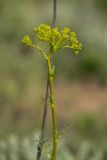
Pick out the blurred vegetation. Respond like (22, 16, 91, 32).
(94, 0, 107, 13)
(0, 0, 107, 158)
(0, 116, 107, 160)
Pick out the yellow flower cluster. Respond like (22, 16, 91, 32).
(69, 32, 82, 54)
(51, 28, 61, 39)
(51, 27, 61, 45)
(61, 27, 70, 39)
(22, 24, 82, 54)
(22, 35, 32, 46)
(34, 24, 82, 53)
(34, 24, 51, 41)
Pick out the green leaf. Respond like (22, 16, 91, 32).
(51, 65, 55, 76)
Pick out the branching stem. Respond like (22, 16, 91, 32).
(32, 44, 48, 60)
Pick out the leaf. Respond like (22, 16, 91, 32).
(51, 65, 55, 76)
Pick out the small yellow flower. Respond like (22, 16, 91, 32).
(21, 35, 32, 46)
(61, 27, 70, 39)
(71, 42, 82, 54)
(34, 24, 51, 41)
(52, 27, 61, 39)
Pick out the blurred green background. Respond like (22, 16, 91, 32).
(0, 0, 107, 159)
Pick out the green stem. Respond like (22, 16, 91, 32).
(32, 44, 48, 60)
(47, 56, 58, 160)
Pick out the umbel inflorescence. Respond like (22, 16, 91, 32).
(22, 24, 82, 55)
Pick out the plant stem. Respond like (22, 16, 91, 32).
(47, 57, 58, 160)
(36, 78, 49, 160)
(52, 0, 57, 28)
(32, 44, 48, 60)
(36, 0, 57, 160)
